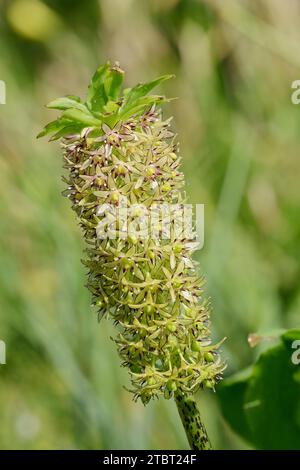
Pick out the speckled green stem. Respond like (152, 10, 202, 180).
(175, 392, 212, 450)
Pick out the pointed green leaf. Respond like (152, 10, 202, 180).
(119, 95, 171, 121)
(50, 123, 84, 141)
(66, 95, 81, 102)
(62, 108, 102, 127)
(119, 74, 174, 118)
(47, 96, 88, 112)
(124, 74, 174, 103)
(37, 118, 71, 138)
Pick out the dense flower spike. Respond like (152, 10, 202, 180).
(39, 62, 225, 405)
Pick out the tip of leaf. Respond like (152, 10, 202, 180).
(162, 74, 175, 81)
(111, 62, 124, 75)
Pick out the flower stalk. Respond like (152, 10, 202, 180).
(38, 62, 225, 449)
(175, 392, 212, 450)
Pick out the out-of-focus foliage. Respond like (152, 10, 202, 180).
(0, 0, 299, 449)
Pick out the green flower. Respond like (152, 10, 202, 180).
(39, 61, 225, 405)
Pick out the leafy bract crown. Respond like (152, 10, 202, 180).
(38, 62, 173, 140)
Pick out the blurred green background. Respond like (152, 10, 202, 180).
(0, 0, 299, 449)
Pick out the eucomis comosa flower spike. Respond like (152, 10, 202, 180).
(39, 62, 225, 420)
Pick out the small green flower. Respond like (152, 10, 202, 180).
(39, 62, 225, 405)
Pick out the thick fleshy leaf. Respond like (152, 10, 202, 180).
(217, 368, 253, 444)
(281, 328, 300, 347)
(245, 336, 300, 449)
(217, 329, 300, 449)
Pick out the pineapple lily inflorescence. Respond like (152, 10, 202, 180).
(39, 62, 225, 448)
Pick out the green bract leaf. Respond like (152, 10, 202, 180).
(118, 95, 170, 121)
(62, 108, 102, 127)
(37, 117, 71, 138)
(66, 95, 81, 102)
(49, 123, 85, 141)
(86, 62, 110, 113)
(46, 96, 88, 112)
(39, 65, 175, 137)
(103, 101, 120, 114)
(119, 74, 174, 118)
(104, 64, 124, 101)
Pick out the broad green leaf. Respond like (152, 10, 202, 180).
(281, 328, 300, 347)
(47, 96, 88, 112)
(245, 338, 300, 449)
(217, 329, 300, 449)
(86, 63, 110, 113)
(217, 367, 253, 444)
